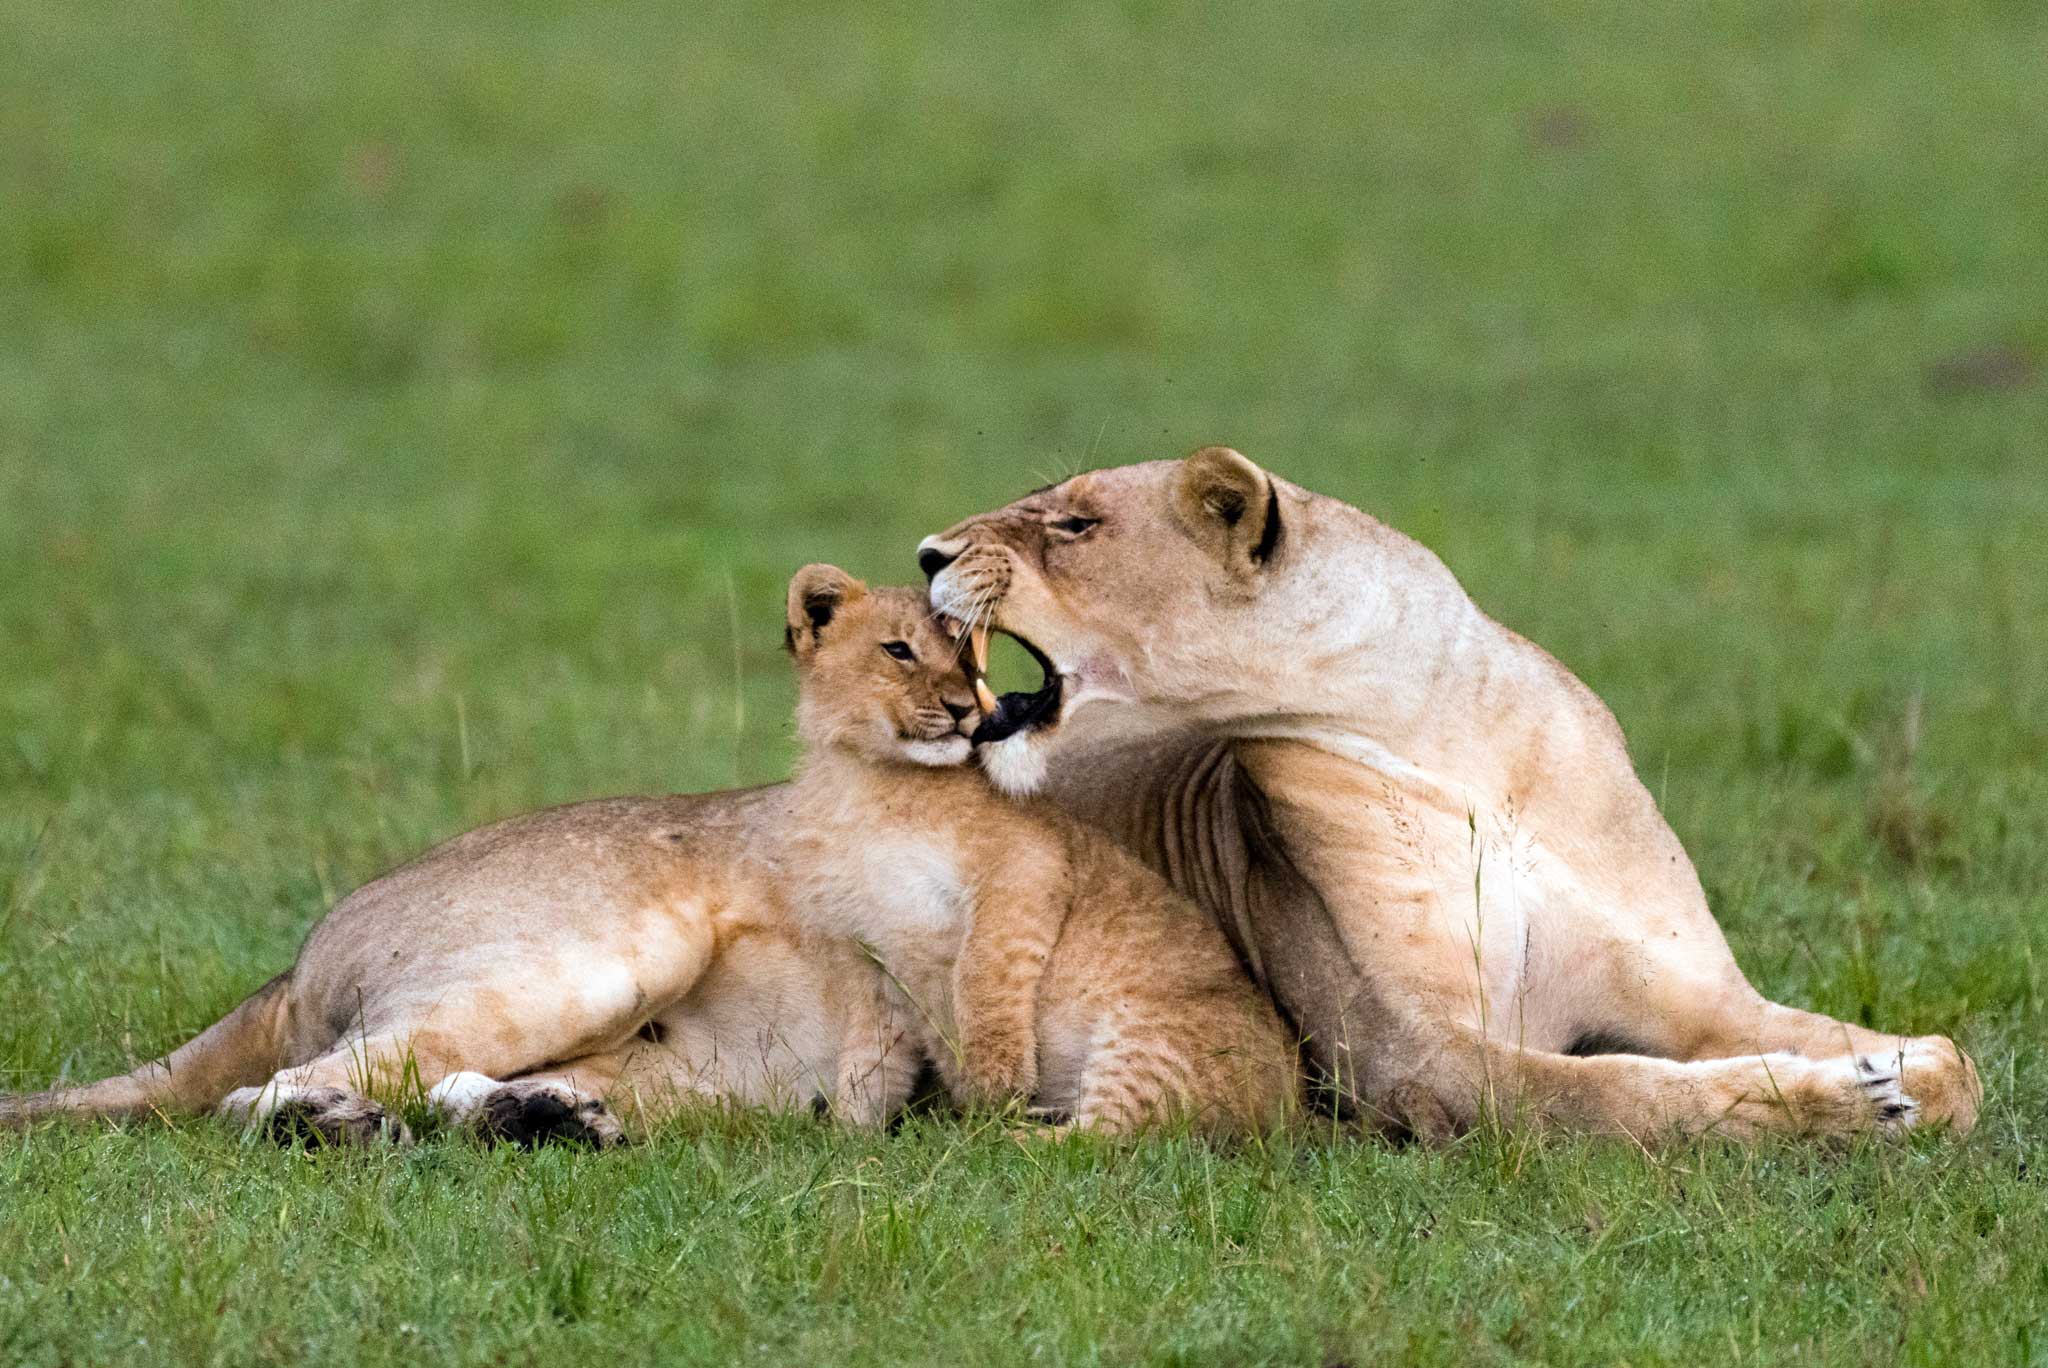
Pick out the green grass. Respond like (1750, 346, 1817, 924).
(3, 0, 2046, 1362)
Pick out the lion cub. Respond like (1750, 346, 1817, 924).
(783, 564, 1298, 1136)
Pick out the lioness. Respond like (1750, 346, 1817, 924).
(0, 787, 899, 1145)
(783, 565, 1298, 1135)
(918, 447, 1981, 1142)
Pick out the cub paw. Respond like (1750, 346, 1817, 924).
(957, 1071, 1038, 1115)
(1006, 1119, 1079, 1145)
(954, 1041, 1038, 1111)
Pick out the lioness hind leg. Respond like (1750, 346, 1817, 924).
(428, 1071, 625, 1149)
(219, 1082, 412, 1147)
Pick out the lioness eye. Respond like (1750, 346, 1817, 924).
(881, 641, 915, 662)
(1051, 515, 1099, 536)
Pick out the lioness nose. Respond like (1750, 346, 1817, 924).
(944, 700, 974, 723)
(917, 537, 960, 580)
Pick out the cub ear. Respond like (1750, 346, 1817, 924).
(785, 564, 867, 658)
(1173, 446, 1281, 578)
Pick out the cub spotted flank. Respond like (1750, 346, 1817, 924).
(783, 564, 1300, 1137)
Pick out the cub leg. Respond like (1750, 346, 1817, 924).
(1063, 1019, 1296, 1138)
(213, 1027, 511, 1111)
(217, 1016, 638, 1149)
(215, 1033, 439, 1145)
(947, 843, 1069, 1109)
(254, 914, 720, 1134)
(1067, 1034, 1183, 1137)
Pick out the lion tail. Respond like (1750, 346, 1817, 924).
(0, 972, 294, 1127)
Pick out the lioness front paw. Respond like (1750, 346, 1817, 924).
(1895, 1035, 1981, 1134)
(1794, 1039, 1979, 1139)
(1846, 1054, 1919, 1132)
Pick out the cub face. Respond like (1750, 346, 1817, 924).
(785, 564, 980, 768)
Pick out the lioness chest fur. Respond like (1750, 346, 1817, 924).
(781, 565, 1298, 1136)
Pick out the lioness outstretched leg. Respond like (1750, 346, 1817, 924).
(1388, 1024, 1927, 1143)
(1717, 1018, 1978, 1136)
(1223, 744, 1981, 1142)
(212, 1012, 629, 1147)
(1569, 936, 1982, 1132)
(1327, 958, 1981, 1145)
(212, 1029, 467, 1146)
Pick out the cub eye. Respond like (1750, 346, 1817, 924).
(1050, 515, 1099, 536)
(880, 641, 915, 662)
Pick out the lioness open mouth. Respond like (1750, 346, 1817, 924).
(938, 617, 1063, 747)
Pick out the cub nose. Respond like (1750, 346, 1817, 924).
(917, 537, 960, 580)
(944, 700, 974, 724)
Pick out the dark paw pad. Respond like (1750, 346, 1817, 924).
(477, 1086, 624, 1149)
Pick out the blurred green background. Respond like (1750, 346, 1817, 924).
(3, 2, 2045, 1364)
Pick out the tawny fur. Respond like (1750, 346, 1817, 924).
(917, 448, 1980, 1143)
(781, 567, 1299, 1137)
(0, 785, 908, 1138)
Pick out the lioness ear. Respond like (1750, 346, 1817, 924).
(1174, 446, 1281, 578)
(785, 564, 867, 658)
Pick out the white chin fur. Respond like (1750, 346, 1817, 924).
(901, 736, 972, 768)
(976, 733, 1050, 794)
